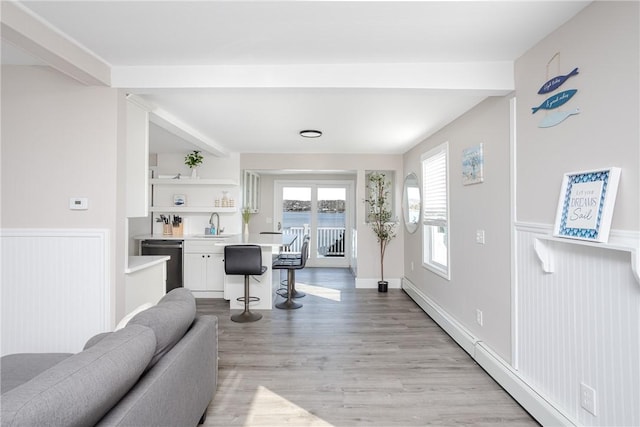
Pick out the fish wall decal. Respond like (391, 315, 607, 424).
(538, 108, 580, 128)
(531, 89, 577, 114)
(538, 67, 579, 94)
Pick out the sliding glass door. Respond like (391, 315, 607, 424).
(275, 181, 352, 267)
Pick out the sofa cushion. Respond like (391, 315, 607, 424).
(1, 353, 72, 395)
(128, 288, 196, 368)
(0, 324, 156, 427)
(115, 302, 155, 331)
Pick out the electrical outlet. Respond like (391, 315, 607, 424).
(476, 309, 483, 326)
(580, 382, 597, 416)
(476, 229, 485, 244)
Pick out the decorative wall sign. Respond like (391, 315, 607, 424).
(531, 89, 577, 114)
(461, 144, 484, 185)
(534, 53, 581, 128)
(538, 107, 580, 128)
(537, 67, 579, 94)
(553, 167, 621, 243)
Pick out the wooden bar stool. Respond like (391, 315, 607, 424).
(224, 245, 267, 323)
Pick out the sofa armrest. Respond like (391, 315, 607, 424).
(95, 315, 218, 427)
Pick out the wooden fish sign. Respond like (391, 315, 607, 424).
(538, 67, 579, 94)
(538, 108, 580, 128)
(531, 89, 577, 114)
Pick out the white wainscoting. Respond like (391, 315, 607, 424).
(1, 229, 110, 355)
(515, 223, 640, 427)
(402, 278, 574, 426)
(403, 222, 639, 427)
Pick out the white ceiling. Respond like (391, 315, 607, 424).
(3, 1, 590, 155)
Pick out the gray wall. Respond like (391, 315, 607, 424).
(403, 95, 514, 361)
(515, 1, 639, 229)
(1, 65, 127, 322)
(402, 0, 639, 413)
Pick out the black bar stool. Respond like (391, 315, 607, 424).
(272, 238, 309, 310)
(224, 245, 267, 323)
(278, 235, 309, 299)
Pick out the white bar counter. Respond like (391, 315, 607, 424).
(215, 233, 296, 310)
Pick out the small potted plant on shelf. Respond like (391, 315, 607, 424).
(365, 172, 397, 292)
(184, 150, 203, 179)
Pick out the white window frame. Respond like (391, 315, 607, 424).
(421, 142, 450, 280)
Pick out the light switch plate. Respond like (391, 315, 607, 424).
(69, 197, 88, 210)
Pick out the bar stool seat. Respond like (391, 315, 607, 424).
(272, 238, 309, 310)
(224, 245, 267, 323)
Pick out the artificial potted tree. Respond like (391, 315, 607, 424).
(365, 172, 397, 292)
(184, 150, 203, 178)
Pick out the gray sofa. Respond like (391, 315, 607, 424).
(0, 288, 217, 427)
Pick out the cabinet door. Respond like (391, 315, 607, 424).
(204, 253, 225, 291)
(183, 253, 207, 290)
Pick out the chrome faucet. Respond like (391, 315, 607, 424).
(209, 212, 220, 235)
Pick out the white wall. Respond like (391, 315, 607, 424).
(1, 65, 127, 324)
(150, 152, 242, 236)
(241, 153, 404, 285)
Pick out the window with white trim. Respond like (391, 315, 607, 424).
(421, 142, 450, 279)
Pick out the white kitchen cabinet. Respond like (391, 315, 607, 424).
(183, 241, 225, 297)
(243, 170, 260, 213)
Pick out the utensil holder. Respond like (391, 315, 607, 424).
(172, 223, 183, 237)
(163, 224, 173, 236)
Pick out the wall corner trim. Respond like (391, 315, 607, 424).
(401, 277, 576, 427)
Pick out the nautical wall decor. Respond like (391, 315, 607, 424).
(533, 53, 580, 128)
(553, 167, 621, 243)
(531, 89, 577, 114)
(537, 67, 579, 94)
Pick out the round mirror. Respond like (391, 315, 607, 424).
(402, 173, 421, 234)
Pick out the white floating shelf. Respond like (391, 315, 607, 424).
(534, 234, 639, 286)
(150, 178, 238, 186)
(150, 206, 237, 213)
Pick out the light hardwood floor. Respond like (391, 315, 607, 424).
(196, 268, 538, 426)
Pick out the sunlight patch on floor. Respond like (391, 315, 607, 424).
(247, 385, 334, 426)
(295, 282, 341, 302)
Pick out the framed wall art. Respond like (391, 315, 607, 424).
(462, 144, 484, 185)
(553, 167, 621, 243)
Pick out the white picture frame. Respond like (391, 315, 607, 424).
(553, 167, 621, 243)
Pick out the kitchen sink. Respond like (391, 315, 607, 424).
(192, 234, 230, 239)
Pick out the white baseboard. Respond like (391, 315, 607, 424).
(402, 277, 576, 427)
(355, 277, 401, 289)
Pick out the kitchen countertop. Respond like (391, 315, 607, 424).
(135, 233, 297, 249)
(126, 255, 170, 274)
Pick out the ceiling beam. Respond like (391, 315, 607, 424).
(111, 62, 514, 93)
(149, 108, 229, 157)
(0, 1, 110, 86)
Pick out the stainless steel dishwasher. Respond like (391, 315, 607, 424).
(140, 240, 183, 293)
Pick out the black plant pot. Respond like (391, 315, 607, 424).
(378, 281, 388, 292)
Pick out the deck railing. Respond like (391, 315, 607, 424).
(283, 225, 345, 257)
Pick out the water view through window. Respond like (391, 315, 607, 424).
(282, 187, 346, 258)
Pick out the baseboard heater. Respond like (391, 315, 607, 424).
(402, 277, 575, 427)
